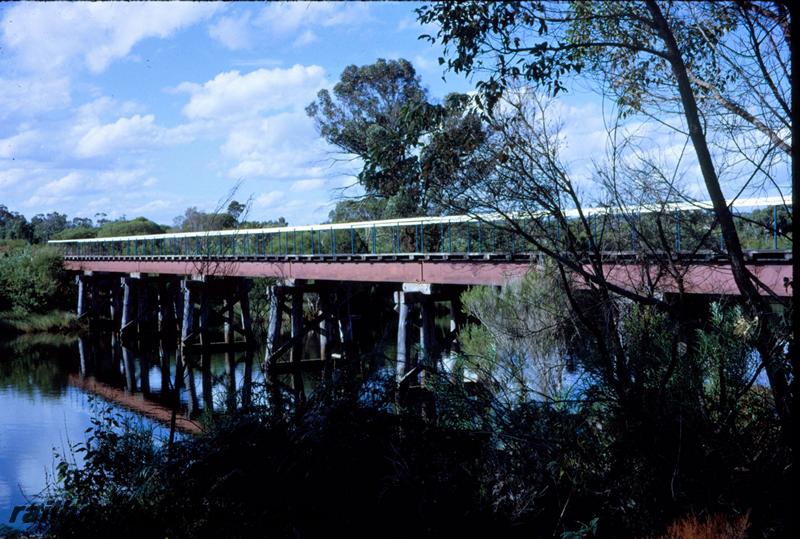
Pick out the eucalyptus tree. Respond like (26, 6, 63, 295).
(418, 0, 793, 439)
(307, 58, 486, 220)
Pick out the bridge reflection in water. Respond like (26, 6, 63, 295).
(72, 332, 329, 433)
(51, 197, 791, 410)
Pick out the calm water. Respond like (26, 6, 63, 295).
(0, 332, 273, 530)
(0, 307, 445, 531)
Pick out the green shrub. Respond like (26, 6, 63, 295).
(0, 246, 70, 314)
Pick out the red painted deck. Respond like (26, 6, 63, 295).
(63, 257, 792, 296)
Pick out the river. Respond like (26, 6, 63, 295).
(0, 332, 276, 531)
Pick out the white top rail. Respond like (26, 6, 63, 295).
(48, 195, 790, 244)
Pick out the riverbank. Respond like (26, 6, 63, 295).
(0, 311, 82, 337)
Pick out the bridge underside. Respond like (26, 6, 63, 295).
(63, 256, 792, 296)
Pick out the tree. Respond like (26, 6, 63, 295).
(226, 200, 246, 223)
(30, 212, 68, 243)
(0, 204, 32, 242)
(96, 217, 167, 237)
(172, 207, 236, 232)
(419, 0, 793, 440)
(307, 58, 486, 220)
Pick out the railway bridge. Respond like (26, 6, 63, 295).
(50, 197, 792, 390)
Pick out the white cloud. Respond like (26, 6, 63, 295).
(74, 114, 192, 158)
(1, 3, 220, 73)
(221, 111, 332, 180)
(293, 30, 318, 48)
(254, 190, 286, 208)
(256, 2, 371, 35)
(208, 12, 253, 50)
(204, 2, 371, 54)
(178, 65, 327, 120)
(0, 129, 41, 159)
(0, 77, 71, 118)
(76, 114, 159, 158)
(290, 179, 325, 192)
(23, 168, 159, 210)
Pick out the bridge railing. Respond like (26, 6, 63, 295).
(49, 197, 792, 259)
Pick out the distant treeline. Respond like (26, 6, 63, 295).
(0, 201, 288, 245)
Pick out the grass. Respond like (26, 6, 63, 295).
(0, 310, 82, 336)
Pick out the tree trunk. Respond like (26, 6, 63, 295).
(647, 0, 792, 435)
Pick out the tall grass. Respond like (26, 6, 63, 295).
(0, 310, 81, 335)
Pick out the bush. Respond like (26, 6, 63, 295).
(0, 246, 70, 314)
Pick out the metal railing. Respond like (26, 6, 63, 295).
(49, 196, 792, 259)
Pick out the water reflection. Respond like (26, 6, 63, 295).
(74, 334, 265, 421)
(0, 332, 275, 529)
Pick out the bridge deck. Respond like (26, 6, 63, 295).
(63, 249, 792, 296)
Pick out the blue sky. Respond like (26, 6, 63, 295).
(1, 2, 780, 227)
(0, 2, 476, 225)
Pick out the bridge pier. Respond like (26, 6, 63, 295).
(264, 284, 285, 370)
(290, 282, 306, 404)
(75, 274, 86, 318)
(395, 291, 409, 381)
(180, 279, 194, 351)
(319, 291, 333, 381)
(121, 276, 134, 335)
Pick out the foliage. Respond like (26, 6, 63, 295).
(51, 226, 98, 240)
(25, 296, 789, 537)
(307, 58, 486, 220)
(96, 216, 167, 237)
(0, 204, 33, 241)
(459, 268, 574, 402)
(0, 246, 70, 314)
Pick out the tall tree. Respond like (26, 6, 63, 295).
(307, 58, 486, 220)
(418, 2, 793, 438)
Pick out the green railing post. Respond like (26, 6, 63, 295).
(773, 205, 778, 249)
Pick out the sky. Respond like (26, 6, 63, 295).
(1, 2, 781, 228)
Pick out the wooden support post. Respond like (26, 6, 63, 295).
(184, 359, 199, 417)
(264, 285, 285, 370)
(181, 280, 194, 349)
(173, 283, 185, 336)
(78, 336, 88, 377)
(337, 291, 355, 365)
(291, 287, 305, 404)
(198, 285, 209, 349)
(239, 280, 253, 344)
(223, 297, 234, 345)
(396, 291, 409, 381)
(319, 290, 333, 379)
(121, 277, 134, 334)
(122, 345, 136, 393)
(76, 275, 86, 318)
